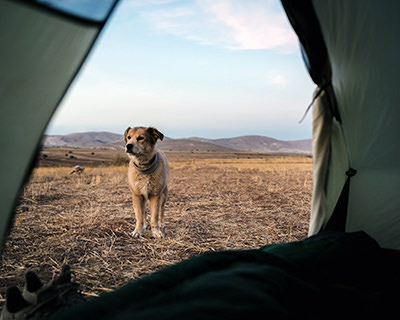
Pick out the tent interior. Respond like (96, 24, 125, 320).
(1, 0, 400, 318)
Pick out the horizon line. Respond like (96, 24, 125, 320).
(44, 130, 312, 142)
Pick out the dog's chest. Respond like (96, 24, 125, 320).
(135, 180, 150, 198)
(130, 173, 158, 199)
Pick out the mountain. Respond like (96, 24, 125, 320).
(42, 132, 312, 154)
(43, 132, 123, 149)
(209, 136, 311, 153)
(157, 138, 236, 152)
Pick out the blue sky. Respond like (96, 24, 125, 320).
(46, 0, 316, 140)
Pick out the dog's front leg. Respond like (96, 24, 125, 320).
(149, 196, 163, 238)
(132, 194, 146, 237)
(159, 187, 168, 229)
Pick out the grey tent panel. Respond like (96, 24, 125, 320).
(0, 0, 118, 250)
(313, 0, 400, 249)
(285, 0, 400, 249)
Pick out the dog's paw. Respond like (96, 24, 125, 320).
(131, 231, 142, 238)
(151, 228, 164, 239)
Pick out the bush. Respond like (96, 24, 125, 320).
(111, 155, 129, 166)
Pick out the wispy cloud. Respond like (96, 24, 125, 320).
(136, 0, 297, 52)
(125, 0, 180, 7)
(199, 0, 297, 52)
(270, 74, 287, 88)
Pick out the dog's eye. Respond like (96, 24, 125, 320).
(127, 136, 131, 140)
(137, 136, 144, 141)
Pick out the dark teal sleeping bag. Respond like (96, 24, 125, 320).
(49, 231, 400, 319)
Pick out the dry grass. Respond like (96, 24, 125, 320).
(0, 155, 313, 305)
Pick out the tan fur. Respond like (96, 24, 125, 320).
(124, 126, 169, 238)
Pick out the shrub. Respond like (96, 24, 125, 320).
(111, 155, 129, 166)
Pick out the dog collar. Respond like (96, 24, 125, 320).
(132, 153, 159, 174)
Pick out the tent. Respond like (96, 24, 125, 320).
(1, 0, 400, 318)
(0, 0, 119, 253)
(282, 0, 400, 250)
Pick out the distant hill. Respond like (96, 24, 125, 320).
(42, 132, 312, 154)
(204, 136, 312, 153)
(43, 132, 123, 149)
(157, 139, 235, 152)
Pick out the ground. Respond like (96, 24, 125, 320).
(0, 151, 313, 307)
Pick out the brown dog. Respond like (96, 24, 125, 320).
(124, 126, 169, 238)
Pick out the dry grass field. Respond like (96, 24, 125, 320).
(0, 152, 313, 307)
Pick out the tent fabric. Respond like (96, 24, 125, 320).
(283, 0, 400, 249)
(309, 87, 334, 235)
(280, 0, 331, 88)
(47, 231, 400, 320)
(309, 84, 349, 235)
(0, 0, 119, 252)
(281, 0, 348, 236)
(313, 0, 400, 249)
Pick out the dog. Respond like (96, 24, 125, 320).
(124, 126, 169, 238)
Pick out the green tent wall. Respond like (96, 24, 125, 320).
(283, 0, 400, 249)
(0, 0, 119, 253)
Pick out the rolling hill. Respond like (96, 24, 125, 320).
(42, 132, 312, 154)
(190, 136, 312, 153)
(43, 132, 123, 149)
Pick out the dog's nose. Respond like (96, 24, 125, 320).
(126, 143, 133, 151)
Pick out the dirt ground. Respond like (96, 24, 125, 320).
(0, 154, 313, 307)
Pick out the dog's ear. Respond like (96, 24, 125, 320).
(146, 127, 164, 141)
(124, 127, 131, 142)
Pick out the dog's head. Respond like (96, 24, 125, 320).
(124, 126, 164, 159)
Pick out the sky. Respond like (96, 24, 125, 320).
(46, 0, 316, 140)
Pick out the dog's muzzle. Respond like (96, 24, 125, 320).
(125, 143, 134, 153)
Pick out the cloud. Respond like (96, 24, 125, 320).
(124, 0, 180, 7)
(270, 74, 287, 88)
(199, 0, 297, 52)
(139, 0, 298, 52)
